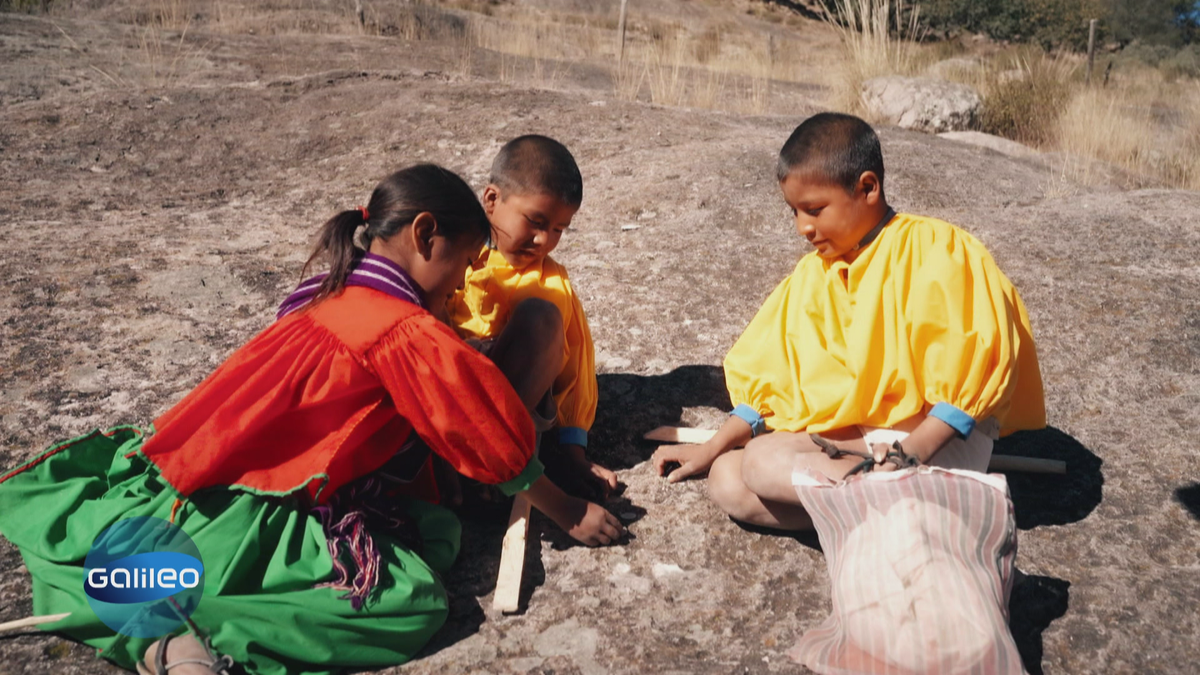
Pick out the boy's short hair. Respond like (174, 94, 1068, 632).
(490, 135, 583, 206)
(776, 113, 885, 195)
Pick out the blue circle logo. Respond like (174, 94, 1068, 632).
(83, 516, 204, 638)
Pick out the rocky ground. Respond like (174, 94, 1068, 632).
(1, 3, 1198, 674)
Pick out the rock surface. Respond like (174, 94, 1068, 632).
(862, 75, 982, 133)
(1, 6, 1198, 675)
(939, 130, 1039, 158)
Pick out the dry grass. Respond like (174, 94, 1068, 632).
(821, 0, 925, 113)
(36, 0, 1199, 190)
(1056, 77, 1200, 189)
(978, 51, 1078, 145)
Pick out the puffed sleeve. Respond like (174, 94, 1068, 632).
(722, 269, 806, 432)
(552, 274, 598, 447)
(367, 313, 543, 495)
(906, 229, 1022, 436)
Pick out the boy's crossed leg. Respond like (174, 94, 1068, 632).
(707, 428, 879, 531)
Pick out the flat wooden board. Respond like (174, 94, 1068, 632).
(643, 426, 1065, 474)
(492, 495, 531, 614)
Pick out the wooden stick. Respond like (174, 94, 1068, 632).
(644, 426, 723, 445)
(643, 426, 1066, 474)
(0, 612, 71, 634)
(492, 495, 530, 614)
(986, 454, 1066, 475)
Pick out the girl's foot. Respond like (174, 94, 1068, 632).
(137, 634, 234, 675)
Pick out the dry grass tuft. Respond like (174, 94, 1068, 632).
(979, 52, 1077, 145)
(1056, 77, 1200, 189)
(822, 0, 925, 113)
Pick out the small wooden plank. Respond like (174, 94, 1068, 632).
(492, 495, 531, 614)
(0, 612, 71, 634)
(643, 426, 719, 445)
(645, 426, 1066, 474)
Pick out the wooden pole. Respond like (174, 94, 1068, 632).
(0, 613, 71, 634)
(492, 495, 530, 614)
(1086, 18, 1097, 85)
(644, 426, 1067, 475)
(617, 0, 629, 65)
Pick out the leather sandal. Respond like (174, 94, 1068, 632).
(136, 633, 235, 675)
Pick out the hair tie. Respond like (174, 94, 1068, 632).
(358, 206, 370, 222)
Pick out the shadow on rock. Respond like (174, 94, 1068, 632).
(1008, 574, 1071, 675)
(993, 426, 1103, 529)
(732, 519, 822, 552)
(417, 513, 508, 657)
(1174, 483, 1200, 520)
(592, 365, 732, 471)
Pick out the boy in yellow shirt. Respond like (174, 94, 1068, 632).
(653, 113, 1046, 530)
(448, 135, 618, 497)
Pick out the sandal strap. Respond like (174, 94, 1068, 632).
(149, 633, 236, 674)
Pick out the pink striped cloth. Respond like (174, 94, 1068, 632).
(788, 467, 1025, 675)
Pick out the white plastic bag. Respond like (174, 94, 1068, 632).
(788, 467, 1026, 675)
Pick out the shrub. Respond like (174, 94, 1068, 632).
(980, 53, 1076, 145)
(1160, 45, 1200, 81)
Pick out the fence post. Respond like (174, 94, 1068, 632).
(618, 0, 629, 65)
(1086, 18, 1097, 85)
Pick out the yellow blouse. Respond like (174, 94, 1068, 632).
(724, 213, 1045, 437)
(447, 247, 597, 441)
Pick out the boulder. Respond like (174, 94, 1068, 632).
(862, 76, 982, 133)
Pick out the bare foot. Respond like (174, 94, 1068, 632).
(138, 634, 230, 675)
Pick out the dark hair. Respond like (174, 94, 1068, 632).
(489, 134, 583, 206)
(303, 164, 488, 300)
(776, 112, 885, 195)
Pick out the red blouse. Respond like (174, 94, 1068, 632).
(141, 286, 541, 503)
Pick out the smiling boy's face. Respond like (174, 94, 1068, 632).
(483, 185, 579, 269)
(780, 169, 884, 260)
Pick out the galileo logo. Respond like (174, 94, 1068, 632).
(83, 516, 204, 638)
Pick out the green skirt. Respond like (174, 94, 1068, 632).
(0, 426, 460, 675)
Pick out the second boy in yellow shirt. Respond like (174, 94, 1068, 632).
(448, 135, 618, 497)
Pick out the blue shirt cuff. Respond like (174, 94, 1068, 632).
(730, 404, 767, 437)
(558, 426, 588, 448)
(929, 403, 976, 438)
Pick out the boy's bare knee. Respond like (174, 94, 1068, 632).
(708, 453, 756, 521)
(510, 298, 564, 350)
(741, 435, 799, 504)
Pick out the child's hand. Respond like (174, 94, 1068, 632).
(523, 475, 625, 546)
(652, 442, 721, 483)
(563, 443, 619, 498)
(557, 498, 627, 547)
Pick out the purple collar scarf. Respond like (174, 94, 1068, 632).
(277, 251, 426, 320)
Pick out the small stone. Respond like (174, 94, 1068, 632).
(652, 563, 684, 578)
